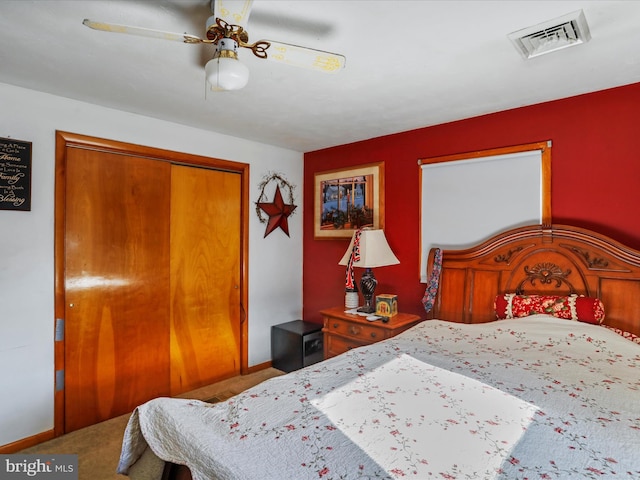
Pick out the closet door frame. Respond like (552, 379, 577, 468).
(54, 131, 250, 436)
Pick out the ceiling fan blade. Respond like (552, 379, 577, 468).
(82, 19, 210, 44)
(262, 41, 346, 73)
(213, 0, 254, 25)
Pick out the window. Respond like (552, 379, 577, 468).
(419, 142, 551, 282)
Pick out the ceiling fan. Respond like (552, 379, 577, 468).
(83, 0, 346, 91)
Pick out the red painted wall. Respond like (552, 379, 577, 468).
(303, 82, 640, 323)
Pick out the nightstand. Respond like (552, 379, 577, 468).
(271, 320, 324, 372)
(321, 306, 422, 358)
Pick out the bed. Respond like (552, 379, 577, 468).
(118, 224, 640, 479)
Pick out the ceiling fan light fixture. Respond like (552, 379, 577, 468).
(205, 38, 249, 91)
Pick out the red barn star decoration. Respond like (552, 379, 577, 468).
(257, 185, 297, 237)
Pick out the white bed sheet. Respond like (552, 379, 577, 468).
(118, 315, 640, 479)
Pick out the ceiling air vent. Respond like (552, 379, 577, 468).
(508, 10, 591, 59)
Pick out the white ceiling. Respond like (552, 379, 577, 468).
(1, 1, 640, 152)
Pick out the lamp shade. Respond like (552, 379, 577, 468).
(338, 229, 400, 268)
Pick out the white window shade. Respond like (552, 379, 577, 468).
(419, 147, 548, 283)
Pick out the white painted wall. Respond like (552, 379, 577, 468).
(0, 83, 303, 446)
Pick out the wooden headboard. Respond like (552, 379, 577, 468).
(426, 224, 640, 336)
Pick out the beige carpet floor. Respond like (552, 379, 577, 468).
(21, 368, 283, 480)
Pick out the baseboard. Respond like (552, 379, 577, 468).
(0, 429, 55, 454)
(244, 360, 272, 374)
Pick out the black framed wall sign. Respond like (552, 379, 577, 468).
(0, 137, 32, 211)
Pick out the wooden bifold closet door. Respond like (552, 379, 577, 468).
(169, 164, 241, 395)
(59, 135, 244, 433)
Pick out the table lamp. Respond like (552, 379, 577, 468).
(339, 228, 400, 313)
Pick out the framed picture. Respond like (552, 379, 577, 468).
(0, 137, 32, 211)
(314, 162, 384, 239)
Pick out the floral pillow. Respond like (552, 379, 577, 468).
(494, 293, 605, 324)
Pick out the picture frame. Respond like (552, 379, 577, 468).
(314, 162, 384, 239)
(0, 136, 32, 211)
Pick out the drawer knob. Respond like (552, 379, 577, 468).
(333, 323, 339, 329)
(370, 332, 377, 338)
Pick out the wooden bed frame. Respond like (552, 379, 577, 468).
(160, 223, 640, 480)
(426, 223, 640, 337)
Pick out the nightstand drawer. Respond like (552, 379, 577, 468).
(326, 320, 382, 342)
(325, 334, 364, 357)
(321, 307, 422, 360)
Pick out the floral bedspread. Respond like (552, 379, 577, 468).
(118, 315, 640, 479)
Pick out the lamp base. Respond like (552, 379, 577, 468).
(357, 305, 376, 314)
(359, 267, 377, 315)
